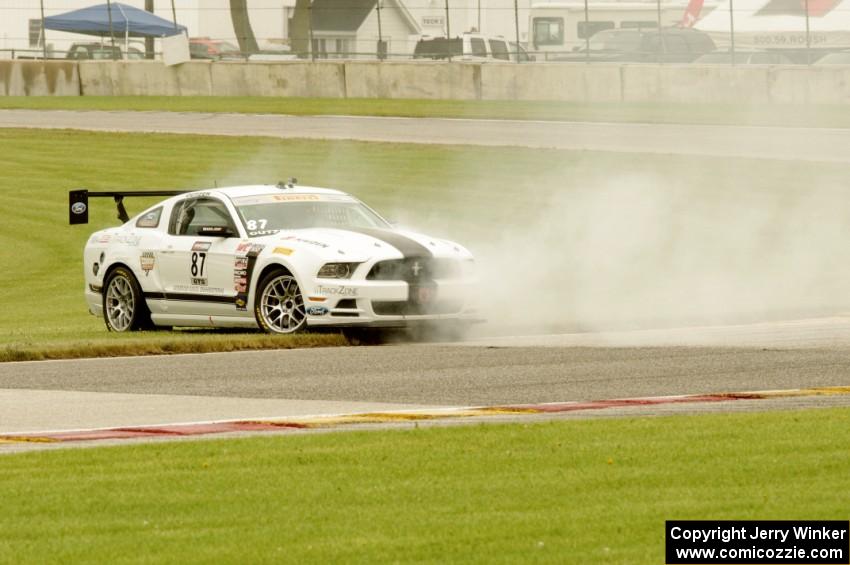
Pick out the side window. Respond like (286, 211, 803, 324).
(169, 198, 236, 236)
(533, 18, 564, 46)
(470, 38, 487, 57)
(664, 35, 689, 53)
(136, 206, 163, 229)
(577, 21, 615, 40)
(489, 39, 509, 60)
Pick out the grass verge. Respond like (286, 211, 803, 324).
(3, 96, 850, 128)
(0, 331, 347, 363)
(1, 408, 848, 562)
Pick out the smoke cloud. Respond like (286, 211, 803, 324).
(400, 170, 850, 335)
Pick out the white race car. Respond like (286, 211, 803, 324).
(70, 182, 478, 334)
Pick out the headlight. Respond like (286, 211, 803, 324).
(317, 262, 358, 279)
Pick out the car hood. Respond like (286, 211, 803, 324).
(254, 227, 473, 262)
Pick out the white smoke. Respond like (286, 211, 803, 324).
(403, 172, 850, 335)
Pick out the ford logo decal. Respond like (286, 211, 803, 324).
(71, 202, 87, 215)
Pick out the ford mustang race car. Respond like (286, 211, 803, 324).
(70, 182, 478, 334)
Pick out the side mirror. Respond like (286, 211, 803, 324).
(197, 225, 234, 237)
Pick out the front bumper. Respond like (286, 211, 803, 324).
(85, 286, 103, 317)
(303, 278, 481, 327)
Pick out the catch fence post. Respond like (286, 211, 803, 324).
(445, 0, 452, 61)
(39, 0, 46, 60)
(514, 0, 521, 62)
(804, 0, 811, 64)
(729, 0, 736, 65)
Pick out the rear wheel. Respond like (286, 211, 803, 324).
(255, 271, 307, 334)
(102, 266, 151, 332)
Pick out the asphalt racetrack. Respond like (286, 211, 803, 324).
(4, 109, 850, 162)
(2, 318, 850, 452)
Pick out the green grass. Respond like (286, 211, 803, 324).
(3, 127, 850, 357)
(1, 408, 848, 562)
(0, 332, 346, 363)
(4, 96, 850, 128)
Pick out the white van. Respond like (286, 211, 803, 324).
(413, 32, 533, 62)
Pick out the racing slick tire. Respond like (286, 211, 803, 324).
(254, 269, 307, 334)
(102, 266, 152, 332)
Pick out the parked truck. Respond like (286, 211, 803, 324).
(528, 1, 701, 58)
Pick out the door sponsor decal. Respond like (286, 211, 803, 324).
(140, 251, 155, 276)
(234, 243, 265, 311)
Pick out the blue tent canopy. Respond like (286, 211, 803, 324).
(43, 2, 186, 38)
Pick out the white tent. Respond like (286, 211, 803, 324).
(695, 0, 850, 48)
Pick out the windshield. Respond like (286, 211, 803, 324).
(413, 38, 462, 59)
(234, 193, 390, 237)
(588, 30, 641, 51)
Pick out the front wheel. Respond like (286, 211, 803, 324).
(102, 266, 151, 332)
(255, 271, 307, 334)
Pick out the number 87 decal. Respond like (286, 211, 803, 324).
(191, 252, 206, 276)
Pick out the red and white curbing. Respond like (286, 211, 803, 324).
(2, 386, 848, 446)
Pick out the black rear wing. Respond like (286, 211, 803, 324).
(69, 189, 190, 225)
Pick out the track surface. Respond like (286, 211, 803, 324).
(4, 109, 850, 161)
(2, 319, 849, 452)
(3, 316, 850, 438)
(3, 343, 850, 407)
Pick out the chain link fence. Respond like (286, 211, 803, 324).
(0, 0, 843, 64)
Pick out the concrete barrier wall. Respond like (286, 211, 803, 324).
(0, 61, 79, 96)
(766, 66, 850, 104)
(620, 64, 774, 104)
(79, 61, 213, 96)
(479, 63, 622, 102)
(345, 62, 480, 100)
(209, 62, 345, 97)
(8, 59, 850, 105)
(803, 67, 850, 104)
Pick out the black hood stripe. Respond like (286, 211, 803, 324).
(339, 227, 433, 258)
